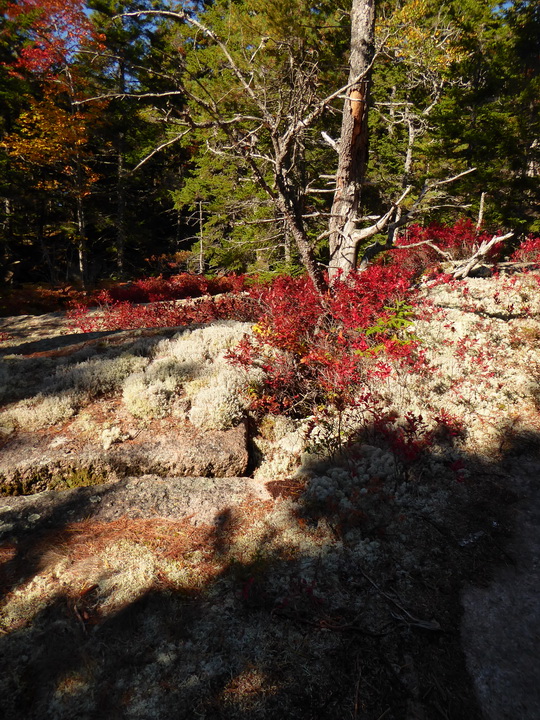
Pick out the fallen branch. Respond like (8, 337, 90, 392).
(395, 239, 453, 260)
(452, 232, 514, 279)
(358, 566, 441, 632)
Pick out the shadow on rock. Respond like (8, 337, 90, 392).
(1, 426, 539, 719)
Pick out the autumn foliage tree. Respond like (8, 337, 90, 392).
(1, 0, 102, 284)
(0, 0, 538, 288)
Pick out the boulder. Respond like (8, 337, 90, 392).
(0, 423, 249, 497)
(0, 474, 271, 538)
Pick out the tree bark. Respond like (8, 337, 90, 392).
(328, 0, 376, 280)
(117, 135, 126, 275)
(275, 191, 326, 294)
(116, 58, 127, 276)
(75, 192, 87, 287)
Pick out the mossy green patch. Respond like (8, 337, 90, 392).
(0, 464, 107, 497)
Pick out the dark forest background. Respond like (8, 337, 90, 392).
(0, 0, 538, 288)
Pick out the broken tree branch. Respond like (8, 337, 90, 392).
(452, 232, 514, 279)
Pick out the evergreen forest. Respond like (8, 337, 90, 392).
(1, 0, 538, 290)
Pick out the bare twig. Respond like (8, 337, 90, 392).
(131, 130, 190, 172)
(476, 191, 486, 231)
(321, 131, 339, 152)
(432, 167, 477, 187)
(351, 186, 412, 244)
(358, 566, 441, 631)
(395, 239, 453, 260)
(74, 90, 185, 104)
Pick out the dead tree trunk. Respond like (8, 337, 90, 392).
(328, 0, 376, 280)
(275, 189, 326, 294)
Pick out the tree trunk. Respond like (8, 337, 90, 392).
(116, 59, 127, 276)
(75, 192, 87, 287)
(73, 137, 88, 287)
(328, 0, 376, 280)
(38, 202, 57, 284)
(284, 228, 292, 264)
(198, 200, 204, 274)
(2, 199, 14, 284)
(276, 194, 326, 294)
(116, 132, 127, 275)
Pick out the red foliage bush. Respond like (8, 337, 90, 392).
(67, 294, 259, 333)
(228, 267, 418, 415)
(373, 410, 466, 465)
(388, 219, 506, 277)
(89, 273, 248, 306)
(72, 265, 416, 417)
(67, 221, 540, 421)
(0, 284, 88, 316)
(510, 235, 540, 264)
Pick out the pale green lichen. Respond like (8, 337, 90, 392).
(1, 391, 80, 430)
(122, 372, 177, 419)
(121, 322, 259, 424)
(51, 353, 149, 398)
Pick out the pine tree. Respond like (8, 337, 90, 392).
(85, 0, 186, 275)
(428, 0, 540, 231)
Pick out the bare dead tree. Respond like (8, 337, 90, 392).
(116, 6, 378, 293)
(328, 0, 376, 278)
(104, 3, 480, 292)
(452, 232, 513, 279)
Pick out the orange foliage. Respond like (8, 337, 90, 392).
(0, 94, 100, 193)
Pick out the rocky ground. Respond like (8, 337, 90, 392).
(0, 273, 539, 720)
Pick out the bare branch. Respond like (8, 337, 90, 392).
(321, 131, 340, 152)
(131, 130, 190, 172)
(278, 52, 379, 159)
(119, 9, 276, 128)
(74, 90, 185, 105)
(348, 186, 412, 244)
(453, 232, 514, 279)
(357, 214, 383, 222)
(432, 167, 477, 187)
(234, 216, 285, 226)
(395, 239, 453, 260)
(476, 191, 486, 231)
(315, 229, 334, 242)
(351, 205, 396, 243)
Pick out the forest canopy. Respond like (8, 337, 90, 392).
(0, 0, 538, 286)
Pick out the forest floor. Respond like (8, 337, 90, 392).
(0, 272, 539, 720)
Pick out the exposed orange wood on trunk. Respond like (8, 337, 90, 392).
(350, 88, 365, 121)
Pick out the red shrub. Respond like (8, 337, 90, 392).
(228, 268, 417, 415)
(330, 264, 414, 330)
(85, 273, 249, 306)
(388, 219, 506, 277)
(510, 235, 540, 264)
(373, 409, 466, 465)
(67, 294, 259, 333)
(70, 266, 419, 418)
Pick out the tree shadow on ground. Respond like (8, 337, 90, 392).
(0, 330, 126, 358)
(0, 425, 538, 720)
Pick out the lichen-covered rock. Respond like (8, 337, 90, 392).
(0, 423, 250, 496)
(107, 423, 250, 478)
(0, 474, 271, 537)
